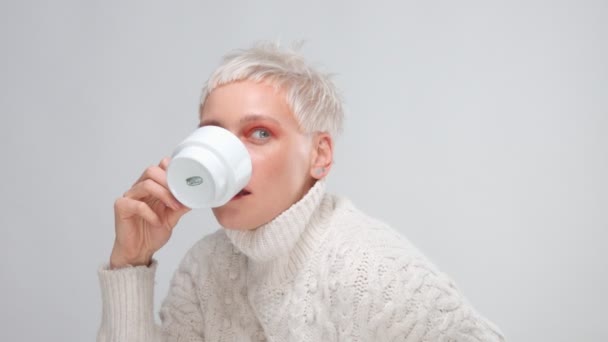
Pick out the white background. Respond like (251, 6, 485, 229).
(1, 1, 606, 341)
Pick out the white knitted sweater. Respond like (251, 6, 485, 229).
(98, 180, 505, 341)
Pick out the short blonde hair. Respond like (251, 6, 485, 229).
(200, 42, 344, 136)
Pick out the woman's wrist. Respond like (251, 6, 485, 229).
(109, 248, 152, 269)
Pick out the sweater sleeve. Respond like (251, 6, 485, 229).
(97, 256, 205, 342)
(97, 260, 162, 342)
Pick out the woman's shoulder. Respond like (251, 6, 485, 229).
(327, 195, 427, 260)
(322, 196, 505, 341)
(323, 195, 450, 288)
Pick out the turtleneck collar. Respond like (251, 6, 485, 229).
(224, 179, 328, 264)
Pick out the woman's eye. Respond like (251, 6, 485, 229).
(250, 128, 272, 140)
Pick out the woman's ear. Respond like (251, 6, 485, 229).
(309, 133, 333, 179)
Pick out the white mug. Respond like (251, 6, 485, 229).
(166, 126, 252, 208)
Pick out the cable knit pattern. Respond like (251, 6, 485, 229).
(98, 180, 505, 341)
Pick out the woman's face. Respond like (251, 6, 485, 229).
(199, 80, 316, 230)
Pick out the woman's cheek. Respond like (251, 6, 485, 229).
(248, 151, 274, 182)
(250, 143, 284, 175)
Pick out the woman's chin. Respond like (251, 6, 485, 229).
(212, 193, 291, 230)
(221, 222, 258, 231)
(212, 208, 260, 231)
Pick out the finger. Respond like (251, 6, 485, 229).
(115, 197, 162, 227)
(124, 179, 181, 210)
(159, 157, 170, 171)
(133, 164, 170, 190)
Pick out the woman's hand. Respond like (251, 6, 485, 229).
(109, 157, 190, 269)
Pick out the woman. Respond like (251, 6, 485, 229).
(98, 42, 505, 341)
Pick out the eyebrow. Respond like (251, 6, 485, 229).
(198, 114, 282, 128)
